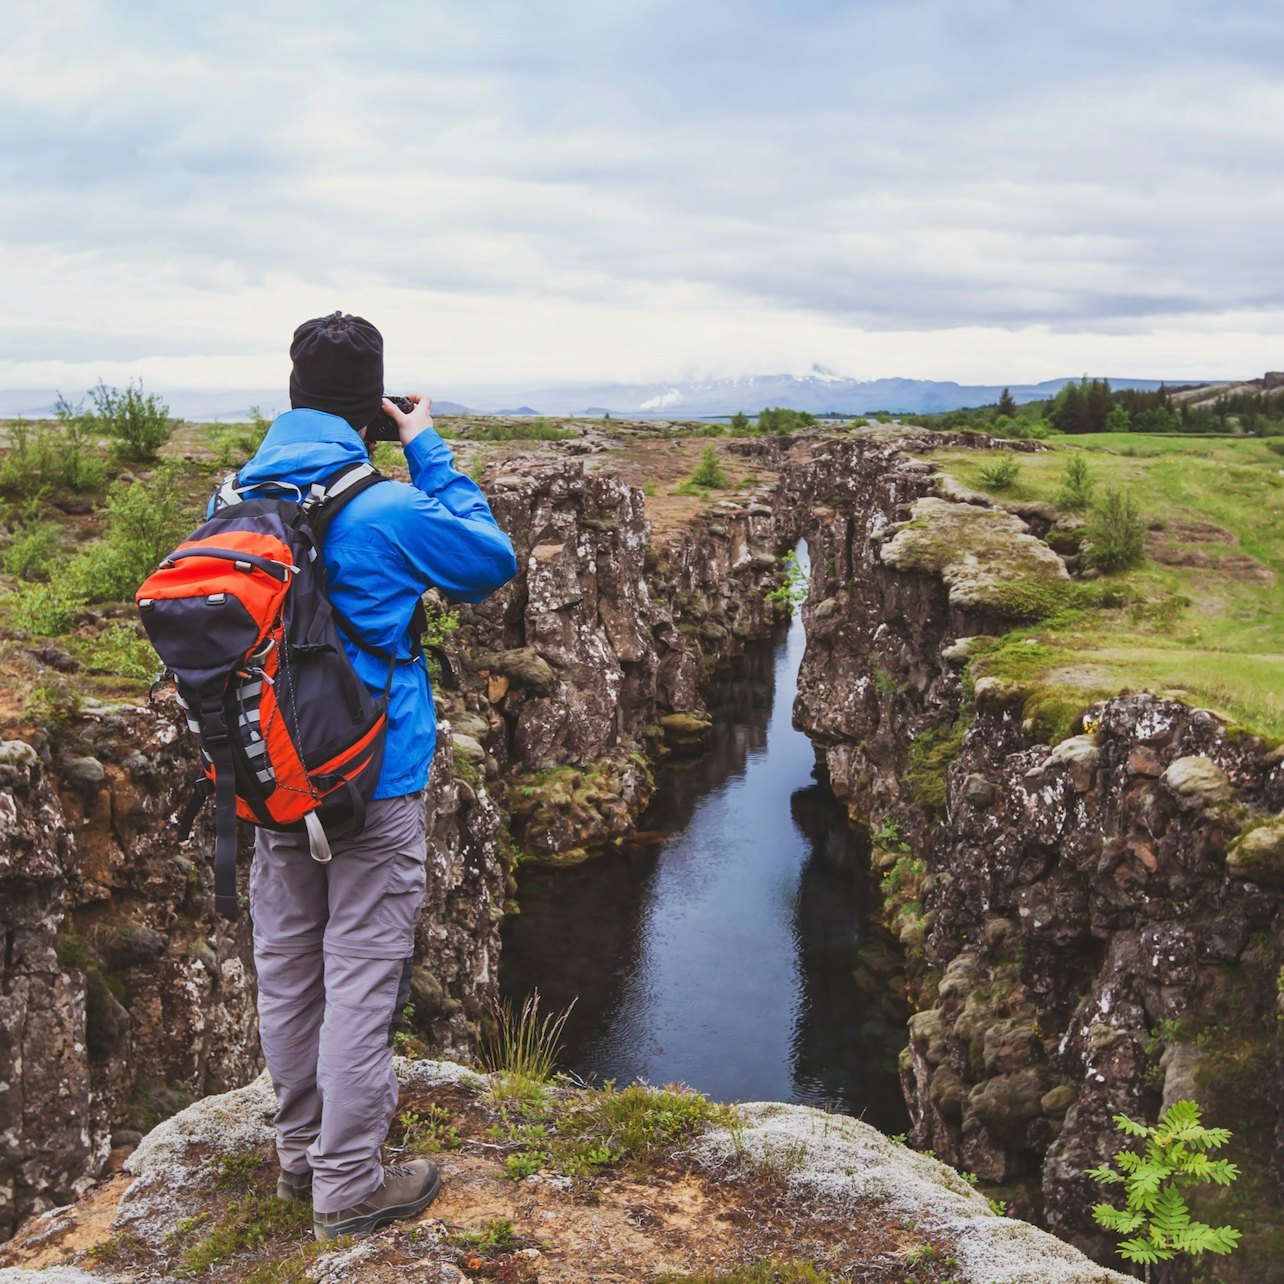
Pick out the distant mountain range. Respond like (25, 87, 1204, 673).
(0, 372, 1222, 422)
(467, 372, 1216, 418)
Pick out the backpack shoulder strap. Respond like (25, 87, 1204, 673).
(303, 462, 387, 542)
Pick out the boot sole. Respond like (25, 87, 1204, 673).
(313, 1169, 442, 1241)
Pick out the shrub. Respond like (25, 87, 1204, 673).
(1087, 1099, 1241, 1268)
(0, 418, 106, 498)
(82, 621, 158, 680)
(977, 455, 1021, 490)
(729, 411, 750, 432)
(683, 444, 729, 490)
(764, 549, 807, 615)
(1082, 489, 1146, 572)
(211, 406, 272, 467)
(81, 380, 173, 461)
(3, 521, 61, 581)
(9, 580, 85, 635)
(467, 418, 572, 442)
(1053, 454, 1095, 511)
(8, 464, 192, 636)
(756, 406, 816, 435)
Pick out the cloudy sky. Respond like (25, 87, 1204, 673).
(2, 0, 1282, 398)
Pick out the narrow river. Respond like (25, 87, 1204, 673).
(500, 583, 909, 1131)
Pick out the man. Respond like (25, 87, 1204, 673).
(239, 312, 517, 1240)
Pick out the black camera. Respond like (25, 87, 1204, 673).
(366, 395, 414, 442)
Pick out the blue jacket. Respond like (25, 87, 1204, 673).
(226, 409, 517, 798)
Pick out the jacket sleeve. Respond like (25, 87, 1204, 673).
(398, 428, 518, 601)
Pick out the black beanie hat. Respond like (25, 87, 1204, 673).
(289, 311, 384, 430)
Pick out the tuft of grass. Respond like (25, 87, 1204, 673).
(174, 1193, 312, 1277)
(449, 1218, 517, 1253)
(482, 990, 576, 1100)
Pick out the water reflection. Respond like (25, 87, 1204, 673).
(501, 588, 909, 1131)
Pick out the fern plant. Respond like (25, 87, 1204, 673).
(1086, 1099, 1241, 1274)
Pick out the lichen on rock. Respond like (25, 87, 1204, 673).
(880, 495, 1069, 612)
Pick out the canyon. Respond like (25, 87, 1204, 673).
(1, 423, 1280, 1279)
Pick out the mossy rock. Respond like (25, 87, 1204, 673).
(659, 712, 713, 748)
(1227, 820, 1284, 885)
(470, 647, 557, 694)
(880, 496, 1069, 614)
(1161, 755, 1234, 811)
(964, 1066, 1047, 1140)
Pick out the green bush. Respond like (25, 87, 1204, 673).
(3, 521, 61, 581)
(977, 455, 1021, 490)
(211, 406, 272, 467)
(82, 621, 158, 680)
(467, 418, 572, 442)
(683, 444, 729, 490)
(7, 465, 192, 636)
(756, 406, 816, 435)
(80, 380, 173, 461)
(1087, 1099, 1241, 1268)
(9, 579, 85, 635)
(1082, 489, 1147, 572)
(0, 418, 107, 498)
(1054, 454, 1095, 511)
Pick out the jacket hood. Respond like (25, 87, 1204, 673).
(237, 408, 370, 494)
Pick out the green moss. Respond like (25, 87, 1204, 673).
(916, 437, 1284, 741)
(54, 926, 92, 971)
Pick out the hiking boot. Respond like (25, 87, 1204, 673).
(312, 1160, 441, 1240)
(276, 1167, 313, 1202)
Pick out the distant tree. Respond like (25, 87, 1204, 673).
(1052, 382, 1089, 434)
(997, 387, 1017, 418)
(1105, 404, 1131, 433)
(729, 410, 750, 432)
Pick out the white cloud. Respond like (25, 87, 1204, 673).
(1, 0, 1282, 392)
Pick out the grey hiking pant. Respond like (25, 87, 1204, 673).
(249, 793, 427, 1213)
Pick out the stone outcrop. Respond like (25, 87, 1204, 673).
(0, 456, 794, 1239)
(788, 431, 1284, 1270)
(0, 1060, 1131, 1284)
(0, 697, 504, 1239)
(455, 460, 795, 858)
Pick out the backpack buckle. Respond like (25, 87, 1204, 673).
(198, 702, 230, 747)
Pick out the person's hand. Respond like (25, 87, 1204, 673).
(381, 393, 434, 447)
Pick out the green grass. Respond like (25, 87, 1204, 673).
(923, 435, 1284, 742)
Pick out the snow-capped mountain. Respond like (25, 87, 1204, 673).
(464, 370, 1190, 418)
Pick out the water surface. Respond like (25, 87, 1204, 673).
(501, 599, 908, 1130)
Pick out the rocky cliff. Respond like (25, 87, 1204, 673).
(788, 430, 1284, 1273)
(0, 454, 794, 1240)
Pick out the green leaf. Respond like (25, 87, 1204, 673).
(1113, 1113, 1150, 1137)
(1118, 1238, 1171, 1265)
(1150, 1186, 1191, 1235)
(1201, 1225, 1243, 1255)
(1208, 1160, 1240, 1187)
(1092, 1204, 1144, 1232)
(1085, 1166, 1124, 1184)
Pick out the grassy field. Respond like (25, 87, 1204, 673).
(921, 434, 1284, 742)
